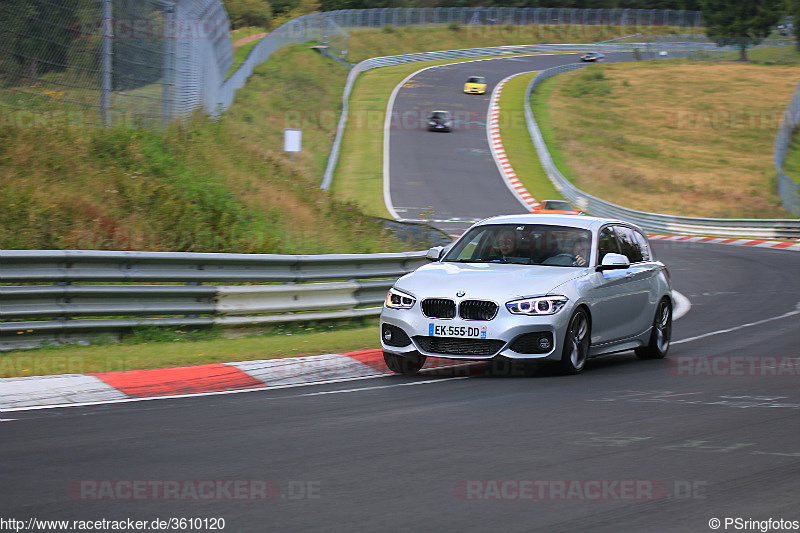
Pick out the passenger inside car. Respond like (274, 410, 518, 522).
(537, 229, 592, 266)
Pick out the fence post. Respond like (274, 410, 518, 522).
(161, 2, 176, 129)
(101, 0, 113, 127)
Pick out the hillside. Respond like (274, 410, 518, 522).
(0, 44, 399, 254)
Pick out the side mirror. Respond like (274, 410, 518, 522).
(597, 253, 630, 271)
(426, 246, 445, 261)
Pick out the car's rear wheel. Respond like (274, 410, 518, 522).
(560, 308, 590, 374)
(635, 298, 672, 360)
(384, 352, 426, 375)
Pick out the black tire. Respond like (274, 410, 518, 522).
(559, 308, 590, 374)
(635, 298, 672, 360)
(383, 352, 426, 375)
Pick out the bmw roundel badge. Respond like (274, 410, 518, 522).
(456, 291, 465, 297)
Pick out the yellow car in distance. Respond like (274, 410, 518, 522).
(463, 76, 487, 94)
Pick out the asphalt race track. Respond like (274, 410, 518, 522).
(2, 53, 799, 532)
(387, 52, 634, 236)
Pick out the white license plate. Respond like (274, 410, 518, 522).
(428, 323, 487, 339)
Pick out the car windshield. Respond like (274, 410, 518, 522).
(443, 224, 592, 266)
(430, 112, 448, 120)
(468, 77, 484, 83)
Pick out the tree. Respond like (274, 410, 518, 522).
(0, 0, 80, 85)
(225, 0, 273, 28)
(700, 0, 783, 61)
(788, 0, 800, 51)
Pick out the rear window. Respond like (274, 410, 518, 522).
(543, 201, 572, 211)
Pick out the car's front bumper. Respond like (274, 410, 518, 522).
(380, 305, 572, 361)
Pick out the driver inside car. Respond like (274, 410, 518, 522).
(571, 236, 591, 266)
(491, 229, 527, 263)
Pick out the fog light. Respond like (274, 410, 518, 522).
(383, 328, 393, 342)
(538, 337, 551, 350)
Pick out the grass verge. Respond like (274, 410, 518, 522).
(526, 59, 799, 218)
(344, 24, 699, 63)
(495, 72, 565, 203)
(0, 319, 380, 378)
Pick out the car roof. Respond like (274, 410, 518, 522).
(470, 213, 636, 232)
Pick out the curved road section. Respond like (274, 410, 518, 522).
(387, 52, 633, 236)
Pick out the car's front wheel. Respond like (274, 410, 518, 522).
(384, 352, 427, 375)
(560, 308, 590, 374)
(635, 298, 672, 360)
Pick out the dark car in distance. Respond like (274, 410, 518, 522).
(427, 110, 453, 132)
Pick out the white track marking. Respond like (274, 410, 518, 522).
(299, 376, 471, 397)
(674, 302, 800, 345)
(672, 290, 691, 320)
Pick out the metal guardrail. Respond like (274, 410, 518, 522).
(774, 78, 800, 216)
(0, 250, 427, 352)
(524, 64, 800, 239)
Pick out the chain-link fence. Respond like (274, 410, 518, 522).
(0, 0, 233, 128)
(324, 7, 703, 30)
(0, 0, 178, 127)
(3, 5, 708, 129)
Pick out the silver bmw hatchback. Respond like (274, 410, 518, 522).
(380, 214, 672, 375)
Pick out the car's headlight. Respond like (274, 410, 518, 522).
(385, 287, 416, 309)
(506, 296, 568, 315)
